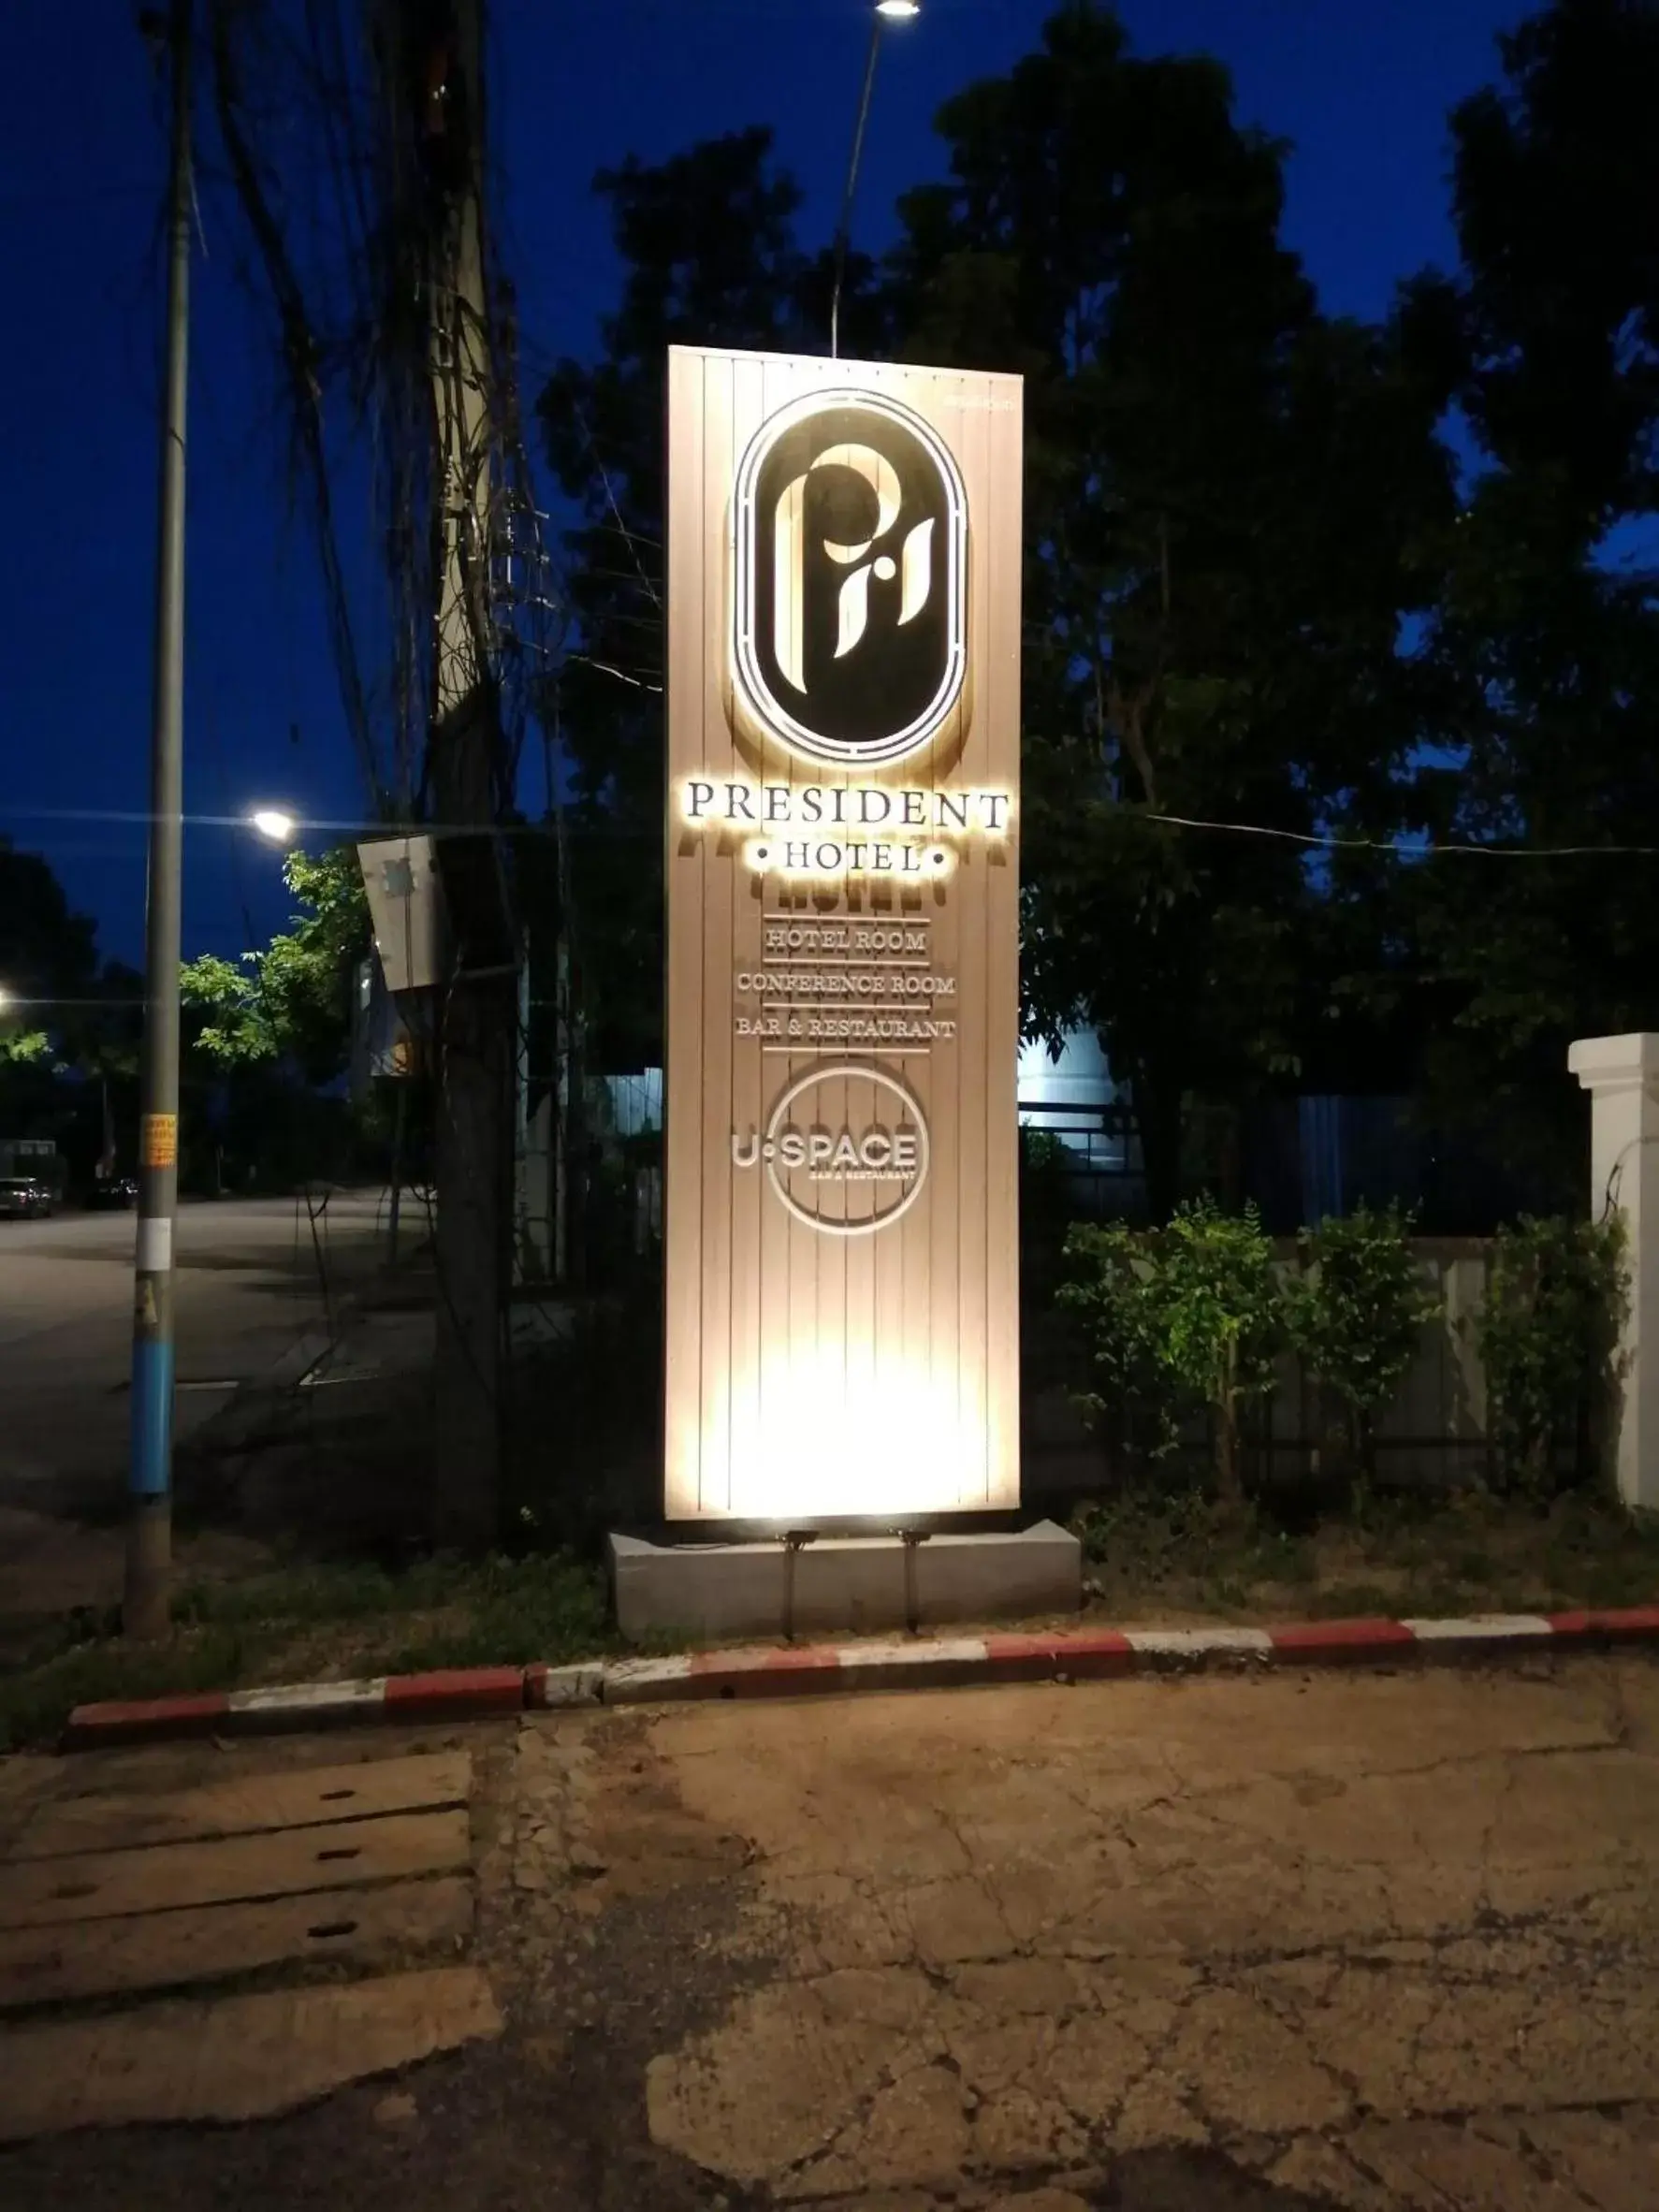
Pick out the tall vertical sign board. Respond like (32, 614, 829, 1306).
(665, 347, 1023, 1521)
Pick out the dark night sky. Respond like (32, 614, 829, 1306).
(2, 0, 1524, 975)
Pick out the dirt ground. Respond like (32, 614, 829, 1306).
(6, 1658, 1659, 2209)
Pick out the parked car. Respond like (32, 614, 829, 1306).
(0, 1178, 51, 1220)
(88, 1176, 138, 1211)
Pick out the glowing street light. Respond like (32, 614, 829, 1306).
(0, 985, 10, 1012)
(830, 0, 923, 357)
(250, 808, 296, 845)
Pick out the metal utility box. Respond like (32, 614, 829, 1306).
(357, 835, 445, 994)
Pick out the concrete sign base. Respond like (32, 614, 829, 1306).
(606, 1521, 1081, 1644)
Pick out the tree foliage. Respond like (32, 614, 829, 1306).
(1062, 1198, 1285, 1501)
(1386, 0, 1659, 1191)
(1156, 1200, 1286, 1502)
(1288, 1203, 1438, 1482)
(0, 837, 96, 1070)
(180, 847, 369, 1083)
(0, 841, 142, 1091)
(1479, 1213, 1629, 1493)
(883, 2, 1454, 1214)
(537, 129, 809, 1067)
(0, 838, 96, 991)
(530, 0, 1659, 1216)
(1055, 1216, 1180, 1463)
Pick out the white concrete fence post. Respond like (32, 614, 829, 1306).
(1568, 1033, 1659, 1511)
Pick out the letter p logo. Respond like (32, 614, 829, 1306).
(735, 390, 967, 767)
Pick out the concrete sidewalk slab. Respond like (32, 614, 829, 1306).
(0, 1967, 501, 2142)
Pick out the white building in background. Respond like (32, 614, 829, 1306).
(605, 1069, 663, 1139)
(574, 1032, 1128, 1173)
(517, 1029, 1132, 1281)
(1016, 1028, 1128, 1173)
(517, 1066, 668, 1283)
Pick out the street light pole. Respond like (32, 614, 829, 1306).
(125, 0, 193, 1642)
(829, 0, 920, 360)
(830, 15, 882, 362)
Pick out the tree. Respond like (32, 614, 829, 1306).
(1288, 1204, 1437, 1489)
(1062, 1197, 1284, 1501)
(533, 15, 1452, 1212)
(1444, 0, 1659, 518)
(174, 845, 378, 1196)
(1479, 1213, 1629, 1492)
(0, 843, 145, 1174)
(1392, 0, 1659, 1192)
(180, 846, 370, 1083)
(0, 841, 131, 1061)
(882, 2, 1454, 1215)
(536, 129, 810, 1069)
(0, 837, 98, 1066)
(206, 0, 551, 1546)
(0, 836, 63, 1053)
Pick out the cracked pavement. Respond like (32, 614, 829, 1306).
(8, 1660, 1659, 2208)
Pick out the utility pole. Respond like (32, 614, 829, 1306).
(125, 0, 192, 1640)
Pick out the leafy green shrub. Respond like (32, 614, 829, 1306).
(1479, 1215, 1628, 1493)
(1023, 1128, 1071, 1177)
(1060, 1198, 1285, 1502)
(1158, 1199, 1285, 1501)
(1288, 1204, 1438, 1490)
(1057, 1219, 1179, 1465)
(1021, 1127, 1083, 1302)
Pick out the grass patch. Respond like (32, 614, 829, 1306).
(1072, 1483, 1659, 1624)
(0, 1551, 617, 1754)
(8, 1489, 1659, 1754)
(0, 1625, 273, 1756)
(170, 1550, 609, 1647)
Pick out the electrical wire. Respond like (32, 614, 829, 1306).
(1136, 812, 1659, 860)
(567, 656, 663, 693)
(570, 399, 662, 612)
(205, 691, 340, 1349)
(12, 799, 1659, 860)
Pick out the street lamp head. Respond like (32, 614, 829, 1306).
(0, 985, 9, 1012)
(876, 1, 921, 18)
(250, 808, 296, 845)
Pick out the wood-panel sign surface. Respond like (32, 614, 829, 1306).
(664, 346, 1023, 1521)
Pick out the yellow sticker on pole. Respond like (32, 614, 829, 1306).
(141, 1113, 178, 1170)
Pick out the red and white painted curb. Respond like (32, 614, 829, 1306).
(59, 1606, 1659, 1748)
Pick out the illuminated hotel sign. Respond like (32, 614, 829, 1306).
(664, 347, 1023, 1521)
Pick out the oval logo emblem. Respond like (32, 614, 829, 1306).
(731, 1063, 931, 1237)
(734, 389, 967, 767)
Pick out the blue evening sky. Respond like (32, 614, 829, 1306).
(1, 0, 1524, 968)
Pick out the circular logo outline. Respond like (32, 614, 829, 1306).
(764, 1061, 931, 1238)
(732, 387, 968, 769)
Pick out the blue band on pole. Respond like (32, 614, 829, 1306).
(130, 1336, 174, 1498)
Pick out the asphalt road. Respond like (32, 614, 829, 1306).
(5, 1660, 1659, 2208)
(0, 1193, 395, 1506)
